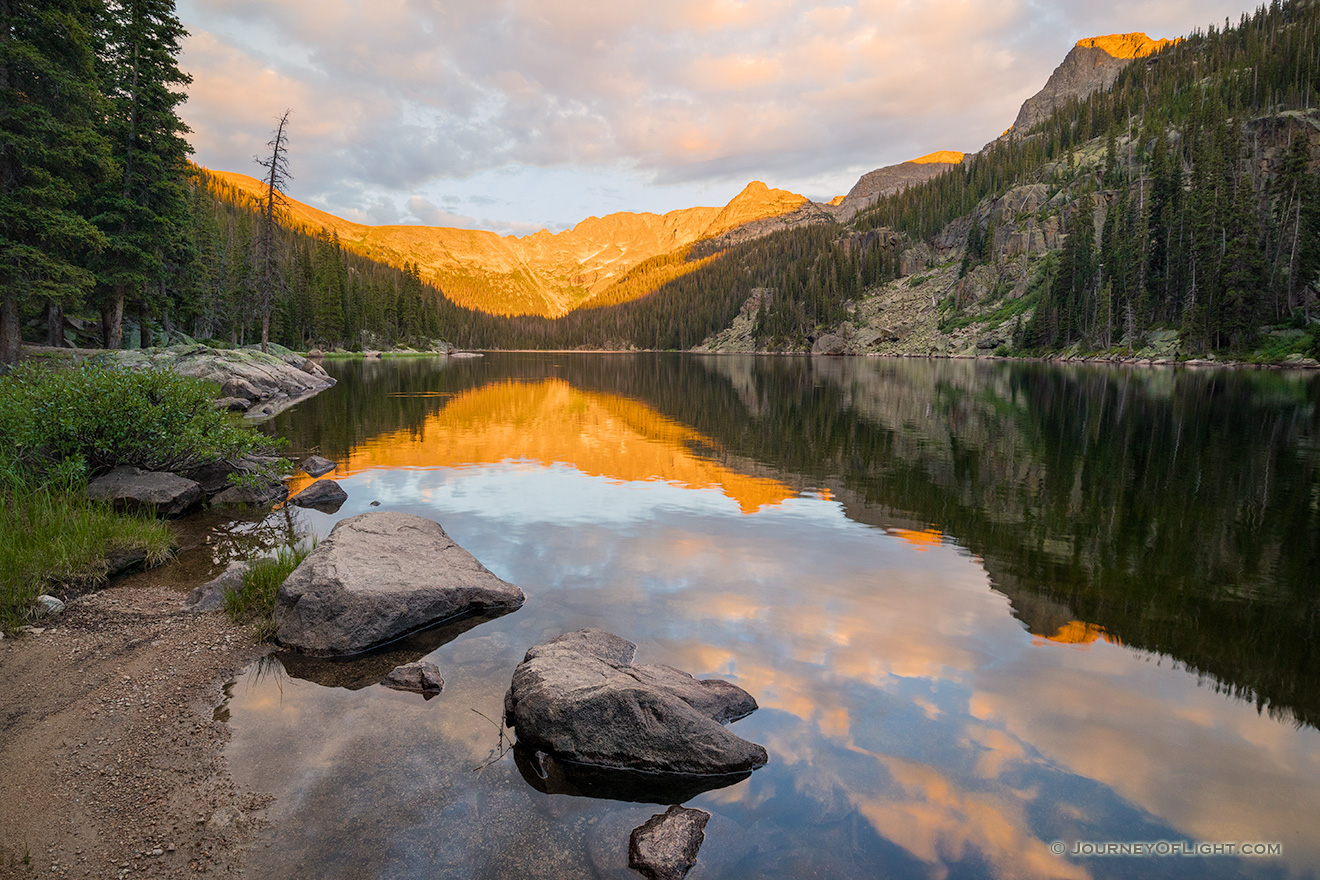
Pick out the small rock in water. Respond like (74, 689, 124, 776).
(381, 660, 445, 697)
(629, 806, 710, 880)
(35, 595, 66, 617)
(289, 479, 348, 512)
(300, 455, 337, 477)
(369, 500, 381, 507)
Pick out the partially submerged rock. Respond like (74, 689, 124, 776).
(211, 478, 288, 508)
(183, 561, 249, 613)
(87, 467, 204, 518)
(288, 479, 348, 512)
(629, 806, 710, 880)
(514, 745, 752, 805)
(300, 455, 337, 477)
(274, 512, 525, 656)
(504, 629, 767, 777)
(381, 660, 445, 698)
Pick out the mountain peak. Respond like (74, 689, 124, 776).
(1008, 32, 1176, 135)
(910, 151, 966, 165)
(704, 181, 808, 238)
(1075, 33, 1178, 59)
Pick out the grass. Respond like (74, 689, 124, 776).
(223, 543, 313, 641)
(0, 478, 173, 633)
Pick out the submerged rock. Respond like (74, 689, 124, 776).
(629, 806, 710, 880)
(274, 511, 525, 656)
(513, 745, 752, 805)
(289, 479, 348, 512)
(505, 629, 767, 777)
(300, 455, 337, 477)
(87, 467, 204, 518)
(381, 660, 445, 698)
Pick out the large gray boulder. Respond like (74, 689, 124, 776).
(504, 629, 767, 777)
(87, 466, 204, 518)
(274, 512, 525, 656)
(93, 344, 334, 409)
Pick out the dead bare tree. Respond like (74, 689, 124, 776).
(253, 109, 291, 353)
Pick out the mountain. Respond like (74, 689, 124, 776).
(825, 151, 967, 222)
(207, 170, 806, 318)
(1007, 33, 1178, 135)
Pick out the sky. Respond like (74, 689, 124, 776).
(176, 0, 1250, 235)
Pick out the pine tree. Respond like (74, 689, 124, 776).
(89, 0, 192, 350)
(0, 0, 110, 364)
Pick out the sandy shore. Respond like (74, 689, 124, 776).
(0, 580, 265, 878)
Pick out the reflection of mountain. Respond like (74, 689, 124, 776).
(284, 376, 797, 514)
(271, 355, 1320, 728)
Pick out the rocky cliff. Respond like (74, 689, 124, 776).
(1008, 34, 1178, 135)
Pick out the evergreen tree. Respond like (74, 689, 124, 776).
(0, 0, 109, 364)
(89, 0, 192, 350)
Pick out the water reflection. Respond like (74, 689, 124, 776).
(228, 354, 1320, 879)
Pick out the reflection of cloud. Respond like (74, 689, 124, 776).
(858, 754, 1090, 880)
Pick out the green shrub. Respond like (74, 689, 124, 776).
(224, 543, 313, 641)
(0, 363, 273, 481)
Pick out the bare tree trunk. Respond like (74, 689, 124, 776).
(0, 295, 20, 366)
(45, 298, 65, 347)
(101, 285, 125, 350)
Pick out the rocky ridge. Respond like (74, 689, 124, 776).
(1008, 33, 1178, 136)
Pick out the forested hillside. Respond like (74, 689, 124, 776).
(4, 0, 1318, 359)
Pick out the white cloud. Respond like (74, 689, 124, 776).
(176, 0, 1250, 229)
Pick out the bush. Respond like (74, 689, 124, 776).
(224, 543, 313, 641)
(0, 363, 273, 481)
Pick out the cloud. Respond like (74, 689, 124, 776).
(176, 0, 1250, 228)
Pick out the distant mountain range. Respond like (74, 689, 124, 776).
(211, 33, 1165, 319)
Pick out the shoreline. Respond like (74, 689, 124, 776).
(0, 570, 267, 879)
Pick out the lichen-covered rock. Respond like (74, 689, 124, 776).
(275, 512, 525, 656)
(505, 629, 767, 777)
(87, 467, 203, 518)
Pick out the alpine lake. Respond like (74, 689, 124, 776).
(203, 353, 1320, 880)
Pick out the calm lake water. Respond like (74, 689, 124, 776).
(216, 353, 1320, 879)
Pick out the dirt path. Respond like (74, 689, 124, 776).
(0, 583, 266, 878)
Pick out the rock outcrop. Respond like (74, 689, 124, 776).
(1008, 34, 1177, 136)
(504, 629, 767, 777)
(274, 512, 525, 656)
(629, 806, 710, 880)
(300, 455, 337, 477)
(91, 344, 335, 416)
(86, 467, 204, 518)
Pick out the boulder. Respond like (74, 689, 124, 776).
(629, 806, 710, 880)
(288, 479, 348, 512)
(812, 334, 846, 355)
(184, 561, 249, 612)
(213, 397, 251, 411)
(381, 660, 445, 697)
(87, 467, 204, 518)
(300, 455, 337, 477)
(211, 478, 289, 508)
(182, 454, 283, 497)
(274, 512, 525, 656)
(504, 629, 767, 777)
